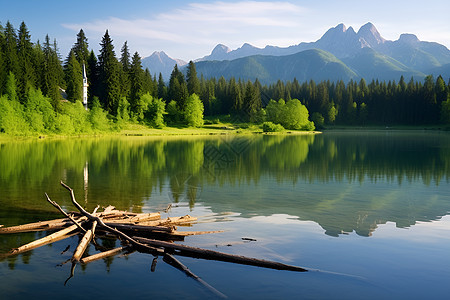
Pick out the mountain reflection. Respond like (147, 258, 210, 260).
(0, 131, 449, 238)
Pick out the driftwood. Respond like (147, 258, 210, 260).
(1, 181, 311, 298)
(135, 237, 308, 273)
(72, 221, 97, 262)
(7, 224, 81, 256)
(80, 246, 127, 264)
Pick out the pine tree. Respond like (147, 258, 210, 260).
(72, 29, 89, 65)
(0, 23, 5, 94)
(42, 35, 62, 110)
(87, 50, 99, 104)
(129, 51, 144, 114)
(17, 22, 35, 101)
(157, 73, 167, 100)
(186, 61, 200, 96)
(168, 64, 188, 109)
(3, 21, 19, 78)
(64, 50, 83, 102)
(98, 30, 121, 114)
(119, 41, 131, 98)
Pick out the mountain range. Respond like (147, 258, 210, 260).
(142, 22, 450, 84)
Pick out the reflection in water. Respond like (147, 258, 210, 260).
(0, 132, 449, 238)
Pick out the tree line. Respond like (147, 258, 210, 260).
(1, 21, 449, 135)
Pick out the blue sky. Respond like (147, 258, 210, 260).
(1, 0, 449, 61)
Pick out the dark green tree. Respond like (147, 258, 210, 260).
(17, 22, 35, 101)
(97, 30, 121, 114)
(128, 51, 144, 114)
(64, 50, 83, 102)
(86, 50, 99, 104)
(72, 29, 89, 65)
(3, 21, 19, 79)
(42, 35, 62, 110)
(157, 73, 167, 100)
(186, 61, 200, 96)
(168, 64, 188, 109)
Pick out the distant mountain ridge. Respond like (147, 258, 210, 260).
(143, 22, 450, 83)
(141, 51, 187, 80)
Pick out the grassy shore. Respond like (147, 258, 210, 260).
(0, 121, 320, 141)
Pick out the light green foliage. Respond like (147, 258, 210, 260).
(262, 121, 284, 132)
(117, 96, 130, 122)
(265, 98, 315, 131)
(166, 100, 181, 124)
(184, 93, 204, 127)
(147, 97, 166, 128)
(89, 98, 111, 131)
(134, 93, 151, 122)
(5, 72, 17, 102)
(327, 102, 337, 124)
(0, 94, 29, 134)
(25, 88, 56, 132)
(60, 100, 91, 133)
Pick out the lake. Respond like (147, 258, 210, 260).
(1, 131, 450, 299)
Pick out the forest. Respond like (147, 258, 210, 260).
(0, 21, 450, 135)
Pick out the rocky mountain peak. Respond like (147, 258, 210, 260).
(398, 33, 420, 44)
(211, 44, 231, 56)
(357, 22, 385, 47)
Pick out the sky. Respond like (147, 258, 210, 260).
(1, 0, 449, 62)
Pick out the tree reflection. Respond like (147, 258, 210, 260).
(0, 132, 449, 242)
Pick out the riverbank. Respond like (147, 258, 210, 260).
(0, 122, 320, 141)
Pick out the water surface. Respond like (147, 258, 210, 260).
(1, 131, 449, 299)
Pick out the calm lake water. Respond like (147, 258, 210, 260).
(1, 131, 450, 299)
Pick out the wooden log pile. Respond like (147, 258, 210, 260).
(0, 181, 309, 298)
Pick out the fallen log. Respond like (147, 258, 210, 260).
(72, 221, 97, 262)
(139, 215, 197, 227)
(80, 246, 127, 264)
(7, 224, 81, 256)
(0, 217, 83, 234)
(103, 223, 176, 233)
(135, 237, 308, 273)
(59, 181, 164, 256)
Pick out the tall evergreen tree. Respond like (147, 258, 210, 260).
(86, 49, 99, 104)
(98, 30, 121, 114)
(0, 23, 5, 94)
(186, 61, 200, 96)
(157, 72, 167, 100)
(17, 22, 35, 101)
(42, 35, 62, 110)
(129, 51, 144, 114)
(3, 21, 19, 78)
(64, 49, 83, 102)
(168, 64, 188, 109)
(72, 29, 89, 64)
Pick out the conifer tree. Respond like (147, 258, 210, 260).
(3, 21, 19, 78)
(0, 23, 5, 94)
(64, 50, 83, 102)
(87, 50, 99, 104)
(98, 30, 121, 114)
(129, 51, 144, 114)
(42, 35, 62, 110)
(168, 64, 188, 109)
(157, 73, 167, 100)
(186, 61, 200, 96)
(17, 22, 35, 100)
(72, 29, 89, 65)
(119, 41, 131, 98)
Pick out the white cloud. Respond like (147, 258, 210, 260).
(62, 1, 306, 60)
